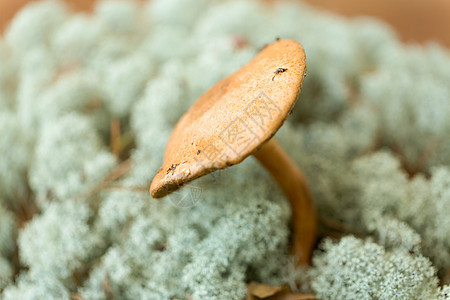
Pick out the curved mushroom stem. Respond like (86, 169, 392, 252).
(254, 138, 317, 265)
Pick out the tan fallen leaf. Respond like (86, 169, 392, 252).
(247, 281, 319, 300)
(247, 281, 289, 298)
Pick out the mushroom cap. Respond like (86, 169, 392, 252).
(150, 39, 307, 198)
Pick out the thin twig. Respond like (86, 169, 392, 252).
(76, 158, 134, 201)
(101, 185, 148, 192)
(110, 118, 121, 159)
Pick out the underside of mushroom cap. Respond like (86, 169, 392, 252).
(150, 39, 307, 198)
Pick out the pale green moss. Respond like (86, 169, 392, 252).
(1, 0, 450, 299)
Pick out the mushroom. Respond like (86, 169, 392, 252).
(150, 39, 316, 264)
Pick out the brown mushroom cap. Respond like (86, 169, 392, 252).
(150, 39, 307, 198)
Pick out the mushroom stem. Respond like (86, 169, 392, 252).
(254, 138, 316, 265)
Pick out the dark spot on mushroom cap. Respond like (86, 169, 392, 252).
(274, 67, 288, 74)
(272, 67, 288, 81)
(166, 163, 180, 174)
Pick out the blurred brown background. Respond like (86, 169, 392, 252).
(302, 0, 450, 48)
(1, 0, 450, 47)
